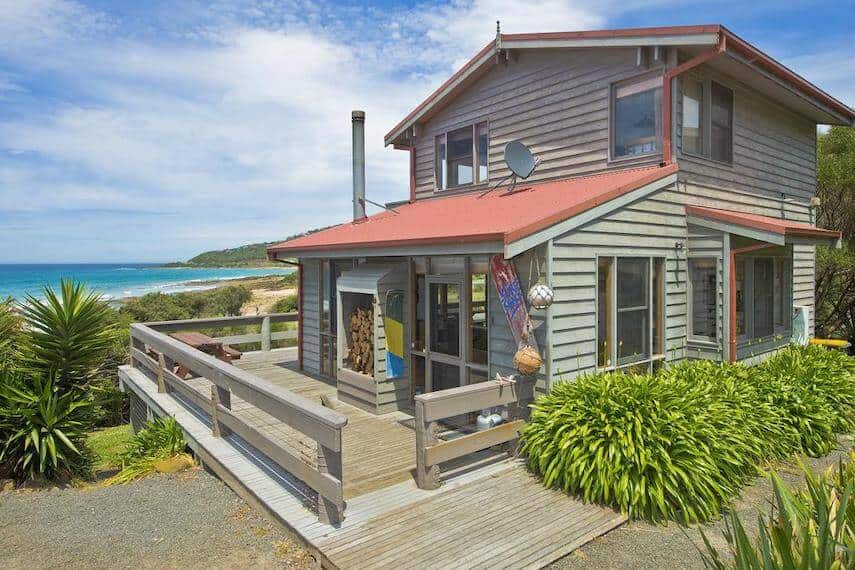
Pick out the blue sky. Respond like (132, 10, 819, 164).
(0, 0, 852, 263)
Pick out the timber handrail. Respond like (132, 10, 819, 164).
(129, 319, 347, 525)
(414, 377, 535, 490)
(146, 312, 298, 350)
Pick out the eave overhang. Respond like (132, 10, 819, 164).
(686, 205, 842, 249)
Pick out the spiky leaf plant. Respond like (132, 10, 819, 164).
(0, 297, 21, 365)
(0, 371, 94, 481)
(699, 456, 854, 569)
(19, 279, 116, 393)
(106, 416, 189, 485)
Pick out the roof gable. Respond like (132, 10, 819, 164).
(386, 24, 854, 146)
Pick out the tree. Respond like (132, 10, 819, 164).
(814, 126, 855, 346)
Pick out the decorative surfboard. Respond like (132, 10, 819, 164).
(490, 254, 538, 351)
(384, 289, 405, 379)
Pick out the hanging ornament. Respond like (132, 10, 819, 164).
(526, 254, 554, 310)
(514, 345, 543, 375)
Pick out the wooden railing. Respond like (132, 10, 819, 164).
(414, 377, 535, 490)
(129, 318, 348, 525)
(145, 313, 298, 351)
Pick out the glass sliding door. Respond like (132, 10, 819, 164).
(426, 277, 464, 392)
(319, 260, 344, 379)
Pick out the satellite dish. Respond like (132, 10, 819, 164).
(504, 141, 537, 179)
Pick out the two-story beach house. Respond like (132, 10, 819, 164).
(268, 24, 853, 413)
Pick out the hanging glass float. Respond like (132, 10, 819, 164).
(527, 283, 554, 310)
(526, 254, 554, 310)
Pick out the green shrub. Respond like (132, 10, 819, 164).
(271, 293, 298, 314)
(0, 297, 21, 365)
(523, 370, 761, 523)
(19, 279, 117, 393)
(521, 346, 855, 524)
(0, 372, 95, 481)
(119, 285, 251, 322)
(757, 345, 855, 451)
(699, 454, 855, 569)
(107, 416, 188, 484)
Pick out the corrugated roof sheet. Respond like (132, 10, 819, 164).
(268, 164, 677, 255)
(685, 205, 841, 239)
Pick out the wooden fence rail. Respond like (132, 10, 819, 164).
(129, 319, 348, 525)
(145, 313, 298, 350)
(414, 377, 535, 490)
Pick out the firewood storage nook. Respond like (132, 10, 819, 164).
(336, 263, 409, 414)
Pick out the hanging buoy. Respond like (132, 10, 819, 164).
(527, 283, 554, 310)
(514, 345, 542, 375)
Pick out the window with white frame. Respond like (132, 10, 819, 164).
(612, 75, 662, 159)
(435, 122, 489, 190)
(688, 258, 717, 341)
(597, 256, 665, 369)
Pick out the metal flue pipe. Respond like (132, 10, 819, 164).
(352, 110, 367, 221)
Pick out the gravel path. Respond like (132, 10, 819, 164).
(0, 468, 311, 569)
(550, 435, 853, 569)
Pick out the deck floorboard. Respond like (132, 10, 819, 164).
(184, 348, 417, 498)
(120, 348, 626, 568)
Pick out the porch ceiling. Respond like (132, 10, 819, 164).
(268, 164, 678, 260)
(686, 205, 842, 248)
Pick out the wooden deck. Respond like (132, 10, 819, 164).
(186, 348, 417, 498)
(120, 347, 626, 568)
(317, 467, 627, 569)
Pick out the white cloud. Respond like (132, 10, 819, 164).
(6, 0, 848, 263)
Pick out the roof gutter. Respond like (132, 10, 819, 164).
(662, 32, 727, 164)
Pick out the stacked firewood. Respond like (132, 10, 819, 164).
(346, 307, 374, 375)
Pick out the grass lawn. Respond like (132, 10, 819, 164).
(86, 425, 133, 473)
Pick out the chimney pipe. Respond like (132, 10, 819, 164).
(352, 110, 366, 221)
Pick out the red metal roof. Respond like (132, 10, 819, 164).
(685, 205, 842, 239)
(385, 24, 854, 145)
(269, 164, 678, 255)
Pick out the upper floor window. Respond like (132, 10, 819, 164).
(710, 82, 733, 163)
(680, 79, 733, 163)
(681, 80, 704, 155)
(612, 76, 662, 159)
(435, 122, 489, 191)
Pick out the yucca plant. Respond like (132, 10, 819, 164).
(0, 297, 21, 366)
(699, 456, 854, 569)
(106, 416, 190, 485)
(19, 279, 116, 393)
(0, 370, 94, 481)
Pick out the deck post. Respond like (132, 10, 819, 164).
(261, 316, 272, 351)
(156, 353, 168, 393)
(415, 399, 441, 490)
(316, 434, 344, 526)
(130, 336, 145, 367)
(210, 385, 222, 437)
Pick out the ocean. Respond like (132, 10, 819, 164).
(0, 264, 295, 301)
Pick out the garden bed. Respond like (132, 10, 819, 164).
(522, 345, 855, 524)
